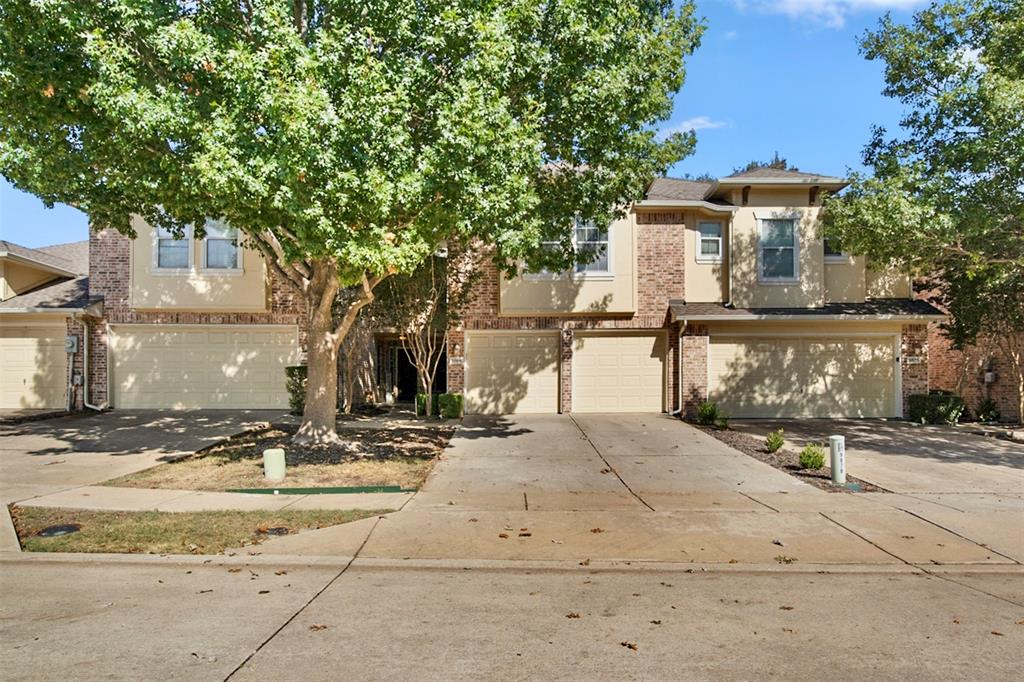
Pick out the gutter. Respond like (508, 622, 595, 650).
(0, 307, 82, 315)
(80, 315, 107, 411)
(670, 313, 947, 322)
(671, 319, 686, 418)
(634, 200, 738, 213)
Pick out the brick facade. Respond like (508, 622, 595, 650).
(449, 212, 686, 414)
(74, 226, 306, 407)
(680, 325, 709, 418)
(900, 324, 930, 415)
(928, 324, 1022, 423)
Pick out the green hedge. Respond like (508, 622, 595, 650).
(416, 392, 464, 418)
(284, 365, 307, 416)
(415, 392, 440, 416)
(907, 391, 965, 425)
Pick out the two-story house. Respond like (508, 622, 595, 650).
(446, 167, 945, 418)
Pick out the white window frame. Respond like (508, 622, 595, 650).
(200, 219, 244, 274)
(757, 217, 800, 284)
(572, 217, 612, 277)
(696, 221, 723, 263)
(152, 225, 193, 274)
(823, 237, 850, 262)
(524, 219, 613, 280)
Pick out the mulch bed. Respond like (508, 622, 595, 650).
(696, 424, 886, 493)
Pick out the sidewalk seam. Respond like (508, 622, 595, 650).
(569, 415, 655, 512)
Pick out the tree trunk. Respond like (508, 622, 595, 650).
(295, 261, 342, 446)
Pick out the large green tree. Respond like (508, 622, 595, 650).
(822, 0, 1024, 417)
(0, 1, 702, 443)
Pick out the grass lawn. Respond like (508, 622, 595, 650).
(102, 422, 454, 492)
(11, 506, 388, 554)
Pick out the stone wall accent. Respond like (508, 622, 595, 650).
(901, 324, 930, 414)
(559, 328, 573, 413)
(680, 324, 709, 417)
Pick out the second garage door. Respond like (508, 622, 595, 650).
(708, 335, 896, 418)
(0, 322, 68, 409)
(465, 331, 559, 414)
(110, 325, 300, 409)
(573, 332, 665, 413)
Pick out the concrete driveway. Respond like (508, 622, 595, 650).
(0, 409, 283, 511)
(264, 413, 1023, 566)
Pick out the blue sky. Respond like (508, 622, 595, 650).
(0, 0, 925, 248)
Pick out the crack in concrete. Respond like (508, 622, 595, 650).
(568, 415, 655, 512)
(223, 515, 384, 680)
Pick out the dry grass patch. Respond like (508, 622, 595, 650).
(11, 505, 386, 554)
(103, 422, 454, 492)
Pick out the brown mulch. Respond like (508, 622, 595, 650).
(696, 424, 886, 493)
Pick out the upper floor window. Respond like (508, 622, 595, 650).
(203, 219, 242, 271)
(573, 219, 609, 274)
(155, 226, 192, 270)
(823, 237, 848, 261)
(697, 221, 722, 263)
(759, 218, 798, 282)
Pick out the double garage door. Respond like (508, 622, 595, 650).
(0, 322, 68, 409)
(464, 330, 665, 414)
(707, 335, 897, 418)
(110, 325, 300, 409)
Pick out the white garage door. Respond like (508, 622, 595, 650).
(573, 332, 665, 413)
(708, 335, 896, 418)
(465, 331, 559, 414)
(110, 325, 300, 409)
(0, 322, 67, 409)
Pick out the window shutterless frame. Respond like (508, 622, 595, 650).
(758, 218, 799, 283)
(823, 237, 849, 262)
(153, 225, 193, 273)
(525, 218, 612, 279)
(696, 221, 723, 263)
(201, 219, 244, 273)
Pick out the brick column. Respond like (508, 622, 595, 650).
(680, 325, 709, 418)
(559, 328, 573, 413)
(447, 330, 465, 393)
(901, 324, 929, 416)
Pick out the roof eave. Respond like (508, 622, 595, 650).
(634, 200, 738, 213)
(715, 177, 848, 189)
(0, 252, 79, 278)
(671, 312, 946, 322)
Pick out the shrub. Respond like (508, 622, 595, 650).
(438, 393, 464, 419)
(415, 392, 442, 417)
(765, 428, 785, 453)
(284, 365, 307, 416)
(976, 398, 1000, 423)
(715, 415, 730, 430)
(907, 391, 966, 425)
(696, 401, 721, 426)
(798, 443, 826, 470)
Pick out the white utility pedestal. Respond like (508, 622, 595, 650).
(263, 448, 286, 482)
(829, 435, 846, 485)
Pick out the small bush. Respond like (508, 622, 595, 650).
(438, 393, 464, 419)
(798, 443, 826, 470)
(765, 428, 785, 453)
(415, 392, 442, 417)
(715, 415, 730, 430)
(696, 401, 721, 426)
(976, 398, 1000, 423)
(907, 391, 965, 425)
(284, 365, 307, 416)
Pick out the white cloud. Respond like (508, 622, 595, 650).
(665, 116, 728, 134)
(723, 30, 739, 40)
(735, 1, 926, 29)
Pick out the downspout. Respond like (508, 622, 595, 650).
(669, 319, 686, 417)
(81, 317, 107, 411)
(725, 215, 733, 308)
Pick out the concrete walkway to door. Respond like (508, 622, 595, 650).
(261, 414, 1022, 567)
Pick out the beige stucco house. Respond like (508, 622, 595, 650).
(3, 167, 965, 419)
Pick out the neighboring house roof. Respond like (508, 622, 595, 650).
(645, 178, 715, 201)
(0, 239, 83, 276)
(668, 299, 946, 321)
(722, 167, 831, 180)
(0, 239, 98, 313)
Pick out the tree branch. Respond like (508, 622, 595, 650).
(246, 230, 307, 291)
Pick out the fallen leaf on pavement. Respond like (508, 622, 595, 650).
(779, 606, 794, 611)
(772, 539, 784, 547)
(650, 620, 662, 625)
(620, 641, 638, 651)
(579, 559, 590, 566)
(566, 612, 580, 619)
(498, 533, 509, 539)
(258, 590, 270, 595)
(198, 589, 213, 594)
(590, 528, 605, 534)
(518, 532, 532, 537)
(309, 624, 328, 631)
(991, 631, 1004, 636)
(228, 568, 242, 573)
(43, 460, 65, 466)
(275, 570, 288, 576)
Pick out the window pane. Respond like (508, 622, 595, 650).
(824, 237, 843, 256)
(700, 239, 720, 256)
(698, 222, 721, 238)
(762, 247, 795, 278)
(204, 219, 235, 240)
(762, 220, 795, 246)
(575, 243, 609, 273)
(206, 239, 238, 269)
(157, 240, 189, 269)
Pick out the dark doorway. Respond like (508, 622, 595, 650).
(393, 347, 448, 401)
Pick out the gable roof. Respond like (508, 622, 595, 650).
(723, 167, 830, 180)
(34, 240, 89, 275)
(0, 239, 84, 276)
(645, 178, 714, 201)
(0, 239, 96, 312)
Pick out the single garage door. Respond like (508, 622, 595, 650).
(465, 331, 559, 414)
(0, 322, 67, 409)
(573, 332, 665, 413)
(707, 335, 896, 418)
(110, 325, 300, 409)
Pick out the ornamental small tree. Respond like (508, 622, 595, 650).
(0, 1, 703, 444)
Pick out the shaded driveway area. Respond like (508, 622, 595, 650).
(265, 413, 1023, 566)
(0, 410, 283, 507)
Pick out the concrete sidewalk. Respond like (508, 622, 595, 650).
(14, 485, 410, 513)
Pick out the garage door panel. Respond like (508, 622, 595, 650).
(465, 332, 559, 414)
(573, 333, 665, 413)
(111, 325, 299, 409)
(708, 336, 895, 418)
(0, 325, 68, 409)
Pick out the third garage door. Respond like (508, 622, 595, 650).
(573, 332, 665, 412)
(707, 335, 896, 418)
